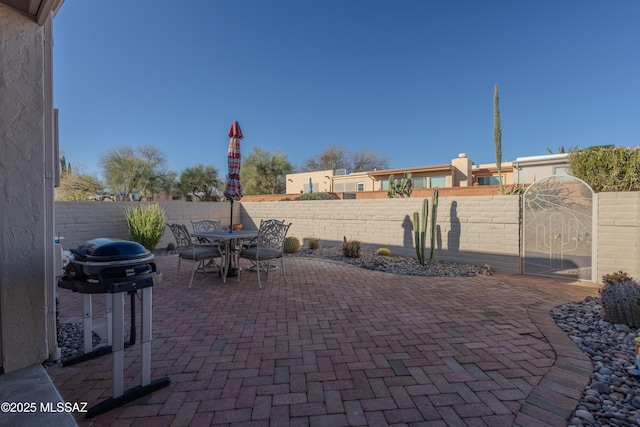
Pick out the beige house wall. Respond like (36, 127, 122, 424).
(332, 172, 376, 193)
(513, 154, 570, 184)
(286, 169, 334, 194)
(0, 7, 53, 373)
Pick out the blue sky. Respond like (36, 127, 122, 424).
(53, 1, 640, 179)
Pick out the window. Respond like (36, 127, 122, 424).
(553, 166, 569, 176)
(344, 182, 356, 192)
(430, 176, 447, 188)
(380, 180, 390, 190)
(411, 177, 427, 189)
(477, 176, 500, 185)
(356, 182, 365, 192)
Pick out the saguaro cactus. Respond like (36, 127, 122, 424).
(413, 199, 428, 265)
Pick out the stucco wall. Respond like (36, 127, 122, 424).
(0, 7, 49, 372)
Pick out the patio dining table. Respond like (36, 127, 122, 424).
(192, 230, 258, 283)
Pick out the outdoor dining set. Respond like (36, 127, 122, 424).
(164, 121, 294, 288)
(166, 219, 292, 289)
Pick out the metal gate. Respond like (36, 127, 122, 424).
(522, 175, 594, 280)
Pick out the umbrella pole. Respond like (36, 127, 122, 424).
(229, 200, 234, 233)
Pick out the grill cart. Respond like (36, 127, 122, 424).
(58, 238, 170, 418)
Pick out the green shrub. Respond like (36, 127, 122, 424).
(600, 271, 640, 328)
(376, 248, 391, 256)
(283, 236, 301, 253)
(125, 204, 166, 251)
(568, 145, 640, 192)
(308, 238, 320, 250)
(294, 192, 332, 201)
(342, 236, 361, 258)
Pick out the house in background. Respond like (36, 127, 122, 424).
(513, 153, 571, 184)
(286, 153, 521, 196)
(287, 169, 334, 194)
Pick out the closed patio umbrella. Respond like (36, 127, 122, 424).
(224, 121, 243, 233)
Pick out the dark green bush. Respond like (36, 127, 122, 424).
(294, 192, 332, 201)
(568, 146, 640, 192)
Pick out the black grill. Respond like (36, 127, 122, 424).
(58, 238, 156, 294)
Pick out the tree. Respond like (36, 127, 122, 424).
(302, 145, 389, 172)
(302, 145, 348, 172)
(240, 147, 293, 195)
(55, 159, 105, 201)
(177, 164, 222, 201)
(350, 148, 390, 172)
(100, 145, 175, 201)
(493, 84, 504, 194)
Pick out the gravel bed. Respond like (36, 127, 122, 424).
(553, 297, 640, 426)
(287, 246, 494, 277)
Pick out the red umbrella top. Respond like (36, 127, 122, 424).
(224, 121, 244, 201)
(228, 121, 243, 140)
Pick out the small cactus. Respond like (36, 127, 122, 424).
(342, 236, 361, 258)
(283, 236, 300, 253)
(376, 248, 391, 256)
(600, 272, 640, 328)
(308, 238, 320, 250)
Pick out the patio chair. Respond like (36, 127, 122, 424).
(167, 223, 222, 288)
(237, 219, 291, 289)
(191, 219, 222, 234)
(191, 219, 222, 245)
(191, 219, 238, 267)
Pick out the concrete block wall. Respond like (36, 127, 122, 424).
(55, 201, 238, 250)
(241, 196, 522, 273)
(597, 192, 640, 279)
(54, 193, 640, 279)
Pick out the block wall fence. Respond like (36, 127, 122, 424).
(54, 192, 640, 281)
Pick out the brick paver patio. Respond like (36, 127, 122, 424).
(47, 255, 600, 426)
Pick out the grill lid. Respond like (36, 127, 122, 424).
(70, 238, 151, 262)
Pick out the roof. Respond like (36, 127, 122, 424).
(1, 0, 64, 25)
(367, 164, 455, 177)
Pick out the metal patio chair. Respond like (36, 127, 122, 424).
(167, 223, 222, 288)
(237, 219, 291, 289)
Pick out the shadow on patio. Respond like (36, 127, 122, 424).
(47, 255, 599, 426)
